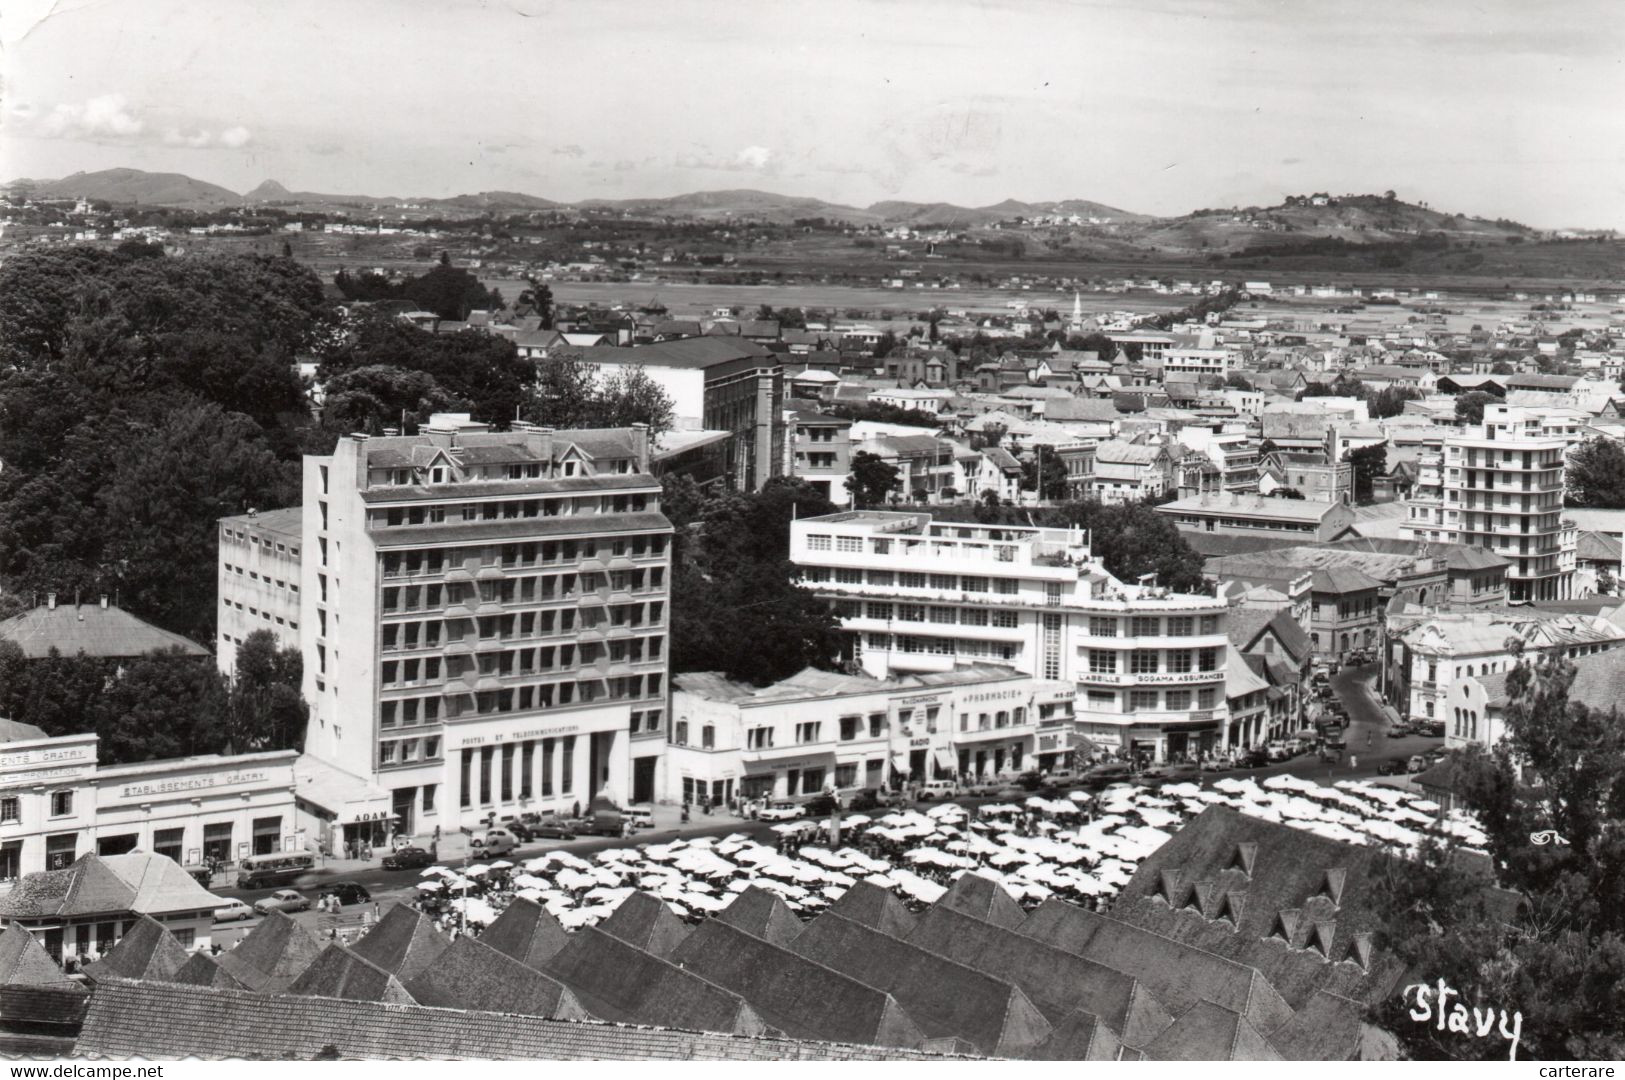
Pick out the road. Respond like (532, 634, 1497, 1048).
(212, 663, 1442, 922)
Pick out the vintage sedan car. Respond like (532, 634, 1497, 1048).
(213, 898, 255, 923)
(757, 800, 806, 822)
(252, 889, 309, 915)
(381, 846, 434, 871)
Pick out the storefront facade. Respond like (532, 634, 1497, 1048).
(0, 730, 297, 890)
(668, 664, 1075, 804)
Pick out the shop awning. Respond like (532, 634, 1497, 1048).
(293, 754, 392, 825)
(890, 753, 910, 776)
(932, 748, 956, 770)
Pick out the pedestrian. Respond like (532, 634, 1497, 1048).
(1350, 754, 1359, 770)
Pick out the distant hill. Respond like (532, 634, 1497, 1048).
(436, 191, 561, 211)
(865, 198, 1151, 227)
(579, 188, 864, 222)
(31, 168, 240, 206)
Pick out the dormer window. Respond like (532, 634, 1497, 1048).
(431, 467, 446, 484)
(563, 461, 578, 478)
(509, 465, 525, 480)
(394, 469, 412, 486)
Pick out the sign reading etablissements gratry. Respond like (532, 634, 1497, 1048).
(110, 771, 270, 803)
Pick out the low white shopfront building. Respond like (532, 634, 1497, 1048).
(666, 664, 1075, 805)
(0, 723, 298, 889)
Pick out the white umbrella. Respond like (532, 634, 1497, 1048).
(487, 860, 514, 870)
(416, 880, 443, 892)
(421, 866, 450, 878)
(516, 888, 544, 902)
(1068, 790, 1095, 803)
(464, 863, 491, 877)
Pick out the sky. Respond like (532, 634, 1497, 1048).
(3, 0, 1623, 227)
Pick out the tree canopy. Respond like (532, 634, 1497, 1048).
(663, 476, 843, 686)
(523, 352, 676, 438)
(847, 451, 901, 508)
(1372, 649, 1625, 1059)
(1563, 437, 1625, 508)
(1454, 390, 1503, 425)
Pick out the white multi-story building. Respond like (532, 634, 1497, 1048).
(790, 512, 1235, 761)
(667, 664, 1077, 804)
(298, 415, 672, 847)
(217, 507, 304, 675)
(1399, 404, 1575, 601)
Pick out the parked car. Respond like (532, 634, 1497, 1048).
(1080, 763, 1135, 788)
(253, 889, 309, 915)
(473, 828, 520, 857)
(1161, 763, 1202, 782)
(382, 846, 434, 871)
(1265, 741, 1290, 762)
(324, 881, 371, 906)
(758, 800, 806, 822)
(1423, 747, 1447, 766)
(1239, 748, 1271, 769)
(496, 815, 535, 842)
(848, 788, 893, 812)
(916, 780, 958, 802)
(1139, 765, 1167, 781)
(624, 806, 656, 831)
(803, 793, 840, 818)
(1201, 757, 1233, 773)
(1047, 768, 1081, 786)
(1407, 754, 1428, 773)
(962, 778, 1005, 797)
(526, 813, 576, 840)
(213, 898, 255, 923)
(1387, 724, 1409, 738)
(1378, 759, 1407, 776)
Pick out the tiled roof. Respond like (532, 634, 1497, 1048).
(1110, 805, 1405, 1010)
(1161, 493, 1344, 524)
(1017, 901, 1293, 1035)
(479, 897, 570, 969)
(0, 853, 220, 921)
(789, 910, 1051, 1058)
(1266, 989, 1374, 1060)
(0, 717, 48, 743)
(903, 903, 1172, 1047)
(541, 926, 770, 1037)
(403, 935, 587, 1019)
(0, 604, 207, 659)
(570, 337, 776, 371)
(1140, 1000, 1281, 1060)
(348, 905, 451, 983)
(714, 886, 802, 946)
(670, 920, 926, 1049)
(171, 950, 249, 991)
(73, 979, 957, 1060)
(822, 880, 917, 939)
(936, 871, 1027, 930)
(1021, 1007, 1124, 1061)
(0, 928, 81, 988)
(214, 910, 324, 993)
(1312, 567, 1385, 594)
(595, 892, 691, 959)
(285, 944, 416, 1004)
(82, 915, 188, 984)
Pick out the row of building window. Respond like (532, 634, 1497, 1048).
(803, 564, 1023, 594)
(222, 600, 298, 630)
(862, 633, 1019, 661)
(381, 536, 668, 577)
(223, 564, 300, 593)
(382, 578, 665, 614)
(1085, 647, 1222, 673)
(835, 598, 1021, 629)
(0, 791, 73, 822)
(372, 493, 651, 529)
(221, 529, 299, 558)
(379, 737, 442, 766)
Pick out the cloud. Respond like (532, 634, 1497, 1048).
(39, 93, 145, 141)
(734, 145, 773, 170)
(162, 124, 253, 149)
(552, 144, 584, 157)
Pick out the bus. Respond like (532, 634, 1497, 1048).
(236, 851, 316, 890)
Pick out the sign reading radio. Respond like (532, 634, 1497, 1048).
(117, 771, 269, 800)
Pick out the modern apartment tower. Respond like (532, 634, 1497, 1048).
(1400, 404, 1574, 602)
(300, 415, 672, 841)
(790, 512, 1234, 762)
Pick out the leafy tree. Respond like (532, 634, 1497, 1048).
(321, 365, 460, 436)
(1298, 375, 1367, 401)
(1372, 649, 1625, 1060)
(1565, 437, 1625, 508)
(1454, 390, 1502, 425)
(1269, 487, 1306, 499)
(517, 280, 554, 328)
(227, 629, 307, 754)
(873, 331, 900, 360)
(523, 352, 676, 438)
(1020, 445, 1070, 502)
(98, 647, 229, 764)
(820, 401, 943, 428)
(595, 367, 677, 438)
(1344, 443, 1387, 504)
(663, 476, 843, 687)
(1369, 385, 1423, 419)
(1491, 360, 1515, 375)
(321, 308, 530, 426)
(847, 451, 901, 508)
(1222, 372, 1253, 390)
